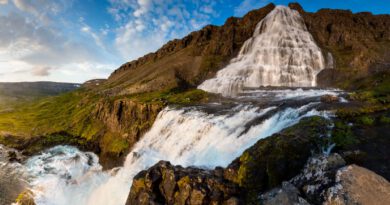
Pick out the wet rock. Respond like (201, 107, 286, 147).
(259, 182, 311, 205)
(321, 95, 339, 103)
(126, 161, 240, 205)
(325, 165, 390, 205)
(224, 117, 332, 203)
(290, 154, 346, 204)
(15, 190, 36, 205)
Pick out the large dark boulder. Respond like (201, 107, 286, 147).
(224, 117, 332, 203)
(126, 161, 240, 205)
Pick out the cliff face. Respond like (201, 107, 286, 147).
(105, 3, 390, 95)
(288, 3, 390, 88)
(104, 3, 276, 95)
(93, 98, 163, 168)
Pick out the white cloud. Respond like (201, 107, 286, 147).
(108, 0, 221, 61)
(0, 0, 118, 83)
(31, 66, 52, 76)
(234, 0, 272, 16)
(0, 0, 8, 5)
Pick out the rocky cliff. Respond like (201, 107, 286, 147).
(105, 3, 390, 95)
(104, 3, 276, 95)
(126, 114, 390, 205)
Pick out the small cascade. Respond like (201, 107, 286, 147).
(198, 6, 325, 96)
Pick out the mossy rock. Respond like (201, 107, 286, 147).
(15, 191, 36, 205)
(225, 116, 332, 204)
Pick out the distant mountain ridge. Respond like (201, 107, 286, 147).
(0, 82, 80, 106)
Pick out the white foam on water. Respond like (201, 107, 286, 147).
(239, 88, 342, 100)
(198, 6, 325, 96)
(24, 146, 108, 205)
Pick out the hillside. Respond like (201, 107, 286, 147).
(104, 3, 390, 95)
(0, 82, 80, 108)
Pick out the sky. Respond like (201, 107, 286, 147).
(0, 0, 389, 83)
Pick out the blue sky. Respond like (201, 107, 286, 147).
(0, 0, 389, 83)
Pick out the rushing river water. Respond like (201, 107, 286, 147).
(0, 5, 347, 205)
(3, 88, 344, 205)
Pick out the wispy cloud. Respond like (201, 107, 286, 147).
(0, 0, 118, 82)
(108, 0, 221, 61)
(234, 0, 273, 16)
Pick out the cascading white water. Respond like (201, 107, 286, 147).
(21, 98, 331, 205)
(198, 6, 325, 96)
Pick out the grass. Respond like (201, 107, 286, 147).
(118, 88, 210, 105)
(0, 89, 103, 150)
(0, 87, 210, 158)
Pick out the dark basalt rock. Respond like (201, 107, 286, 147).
(224, 117, 332, 203)
(126, 161, 240, 205)
(127, 116, 333, 205)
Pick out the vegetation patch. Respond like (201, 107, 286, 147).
(331, 121, 358, 149)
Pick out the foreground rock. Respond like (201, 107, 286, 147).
(127, 161, 240, 205)
(325, 165, 390, 205)
(15, 190, 36, 205)
(259, 182, 310, 205)
(0, 145, 29, 205)
(127, 116, 333, 204)
(224, 117, 332, 203)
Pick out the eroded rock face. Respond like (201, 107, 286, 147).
(289, 3, 390, 88)
(224, 117, 332, 203)
(105, 3, 390, 94)
(290, 154, 346, 204)
(93, 98, 163, 168)
(259, 182, 310, 205)
(126, 161, 240, 205)
(107, 4, 277, 94)
(325, 165, 390, 205)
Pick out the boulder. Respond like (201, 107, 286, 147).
(126, 161, 240, 205)
(15, 190, 36, 205)
(325, 165, 390, 205)
(259, 182, 311, 205)
(321, 95, 340, 103)
(290, 154, 346, 204)
(224, 117, 332, 203)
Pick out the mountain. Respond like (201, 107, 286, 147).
(0, 82, 80, 107)
(104, 3, 390, 95)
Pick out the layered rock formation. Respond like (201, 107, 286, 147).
(93, 98, 163, 168)
(105, 3, 390, 95)
(127, 116, 333, 204)
(126, 161, 240, 205)
(106, 4, 276, 95)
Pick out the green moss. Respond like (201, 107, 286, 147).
(358, 116, 375, 126)
(177, 176, 190, 189)
(100, 132, 129, 156)
(379, 115, 390, 124)
(331, 121, 358, 148)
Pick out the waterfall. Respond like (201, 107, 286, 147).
(21, 96, 331, 205)
(198, 6, 325, 96)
